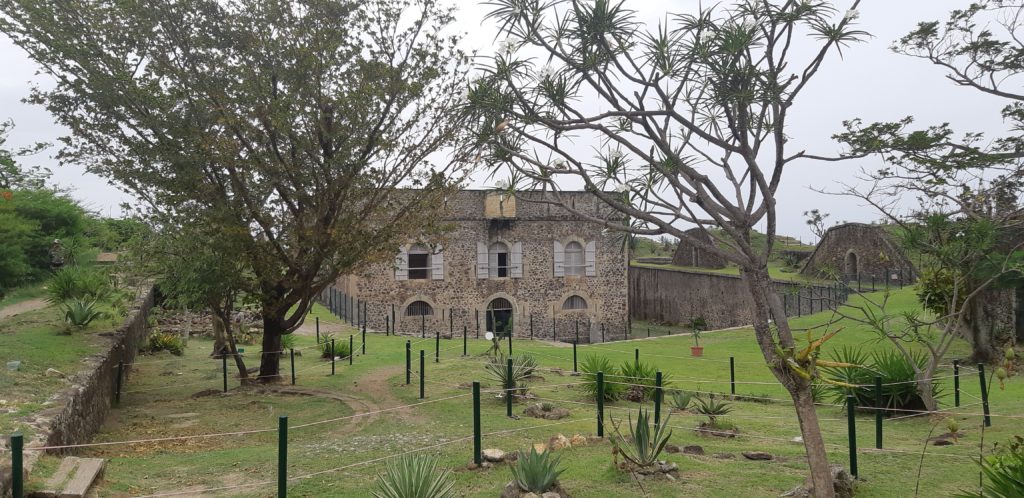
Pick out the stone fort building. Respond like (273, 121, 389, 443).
(801, 223, 917, 284)
(333, 190, 629, 343)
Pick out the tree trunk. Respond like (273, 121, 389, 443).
(258, 315, 284, 382)
(917, 362, 939, 412)
(211, 314, 228, 358)
(742, 267, 837, 498)
(968, 299, 997, 364)
(219, 311, 248, 380)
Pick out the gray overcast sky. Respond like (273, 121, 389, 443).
(0, 1, 1012, 241)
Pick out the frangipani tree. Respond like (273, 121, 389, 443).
(463, 1, 865, 493)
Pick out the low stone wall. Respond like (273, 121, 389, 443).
(1, 287, 155, 497)
(629, 266, 848, 329)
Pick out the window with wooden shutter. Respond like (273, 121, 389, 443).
(395, 246, 409, 281)
(476, 242, 489, 279)
(407, 244, 430, 280)
(553, 241, 565, 277)
(431, 245, 444, 280)
(564, 241, 585, 276)
(489, 242, 509, 278)
(510, 242, 523, 278)
(585, 241, 597, 276)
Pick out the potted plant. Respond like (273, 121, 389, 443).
(689, 317, 706, 357)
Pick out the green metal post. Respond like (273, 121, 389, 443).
(405, 341, 411, 385)
(573, 341, 578, 372)
(361, 323, 366, 355)
(315, 316, 320, 344)
(463, 325, 468, 356)
(506, 358, 513, 417)
(635, 348, 639, 364)
(331, 339, 336, 376)
(847, 395, 858, 479)
(596, 372, 604, 437)
(654, 371, 663, 429)
(953, 359, 961, 407)
(647, 327, 650, 338)
(289, 349, 295, 385)
(507, 326, 512, 357)
(349, 335, 353, 365)
(115, 361, 123, 405)
(601, 323, 605, 343)
(729, 357, 736, 395)
(472, 381, 482, 465)
(278, 416, 288, 497)
(435, 331, 440, 363)
(11, 432, 23, 498)
(222, 354, 228, 393)
(874, 376, 883, 449)
(385, 315, 389, 336)
(979, 363, 991, 427)
(419, 350, 425, 399)
(530, 314, 533, 340)
(552, 317, 557, 342)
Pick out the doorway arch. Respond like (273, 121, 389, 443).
(844, 251, 859, 278)
(486, 297, 514, 337)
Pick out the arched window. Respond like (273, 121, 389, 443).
(564, 241, 585, 276)
(486, 298, 514, 336)
(489, 242, 510, 278)
(406, 301, 433, 316)
(562, 295, 588, 310)
(407, 245, 430, 280)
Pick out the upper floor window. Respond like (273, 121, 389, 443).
(564, 242, 585, 276)
(408, 245, 430, 280)
(562, 295, 588, 310)
(406, 301, 434, 316)
(489, 242, 509, 278)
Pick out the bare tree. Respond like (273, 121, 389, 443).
(463, 0, 866, 494)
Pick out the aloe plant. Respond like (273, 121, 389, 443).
(373, 454, 455, 498)
(692, 394, 733, 427)
(484, 353, 536, 396)
(610, 408, 673, 468)
(62, 298, 107, 329)
(510, 446, 564, 493)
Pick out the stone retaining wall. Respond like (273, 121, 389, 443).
(1, 287, 155, 497)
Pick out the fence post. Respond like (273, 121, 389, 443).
(472, 381, 482, 465)
(435, 331, 440, 363)
(289, 349, 295, 385)
(506, 358, 514, 418)
(601, 323, 605, 343)
(362, 322, 366, 355)
(635, 348, 639, 364)
(647, 327, 651, 338)
(115, 361, 124, 405)
(729, 357, 736, 395)
(874, 375, 883, 449)
(979, 363, 991, 427)
(450, 309, 453, 339)
(508, 327, 513, 357)
(421, 314, 425, 338)
(385, 315, 389, 336)
(797, 293, 802, 317)
(419, 350, 425, 399)
(405, 340, 411, 385)
(331, 339, 336, 376)
(349, 335, 354, 365)
(11, 432, 23, 498)
(315, 316, 320, 344)
(278, 416, 288, 498)
(476, 310, 480, 339)
(530, 313, 533, 340)
(597, 371, 605, 437)
(847, 395, 858, 479)
(953, 359, 961, 407)
(392, 304, 396, 335)
(463, 325, 468, 356)
(222, 354, 228, 393)
(575, 319, 579, 343)
(573, 341, 578, 373)
(552, 318, 557, 342)
(654, 371, 663, 429)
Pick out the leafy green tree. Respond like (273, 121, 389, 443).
(464, 1, 866, 494)
(0, 0, 471, 379)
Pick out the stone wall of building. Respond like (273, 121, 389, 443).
(331, 190, 629, 344)
(1, 287, 155, 498)
(629, 266, 848, 329)
(671, 228, 727, 269)
(800, 223, 916, 283)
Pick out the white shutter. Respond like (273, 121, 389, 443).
(431, 245, 444, 280)
(553, 241, 565, 277)
(585, 240, 597, 277)
(395, 246, 409, 281)
(476, 242, 489, 279)
(510, 242, 523, 278)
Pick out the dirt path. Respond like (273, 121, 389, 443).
(291, 318, 350, 337)
(0, 298, 48, 319)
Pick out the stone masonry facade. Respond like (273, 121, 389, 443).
(800, 223, 917, 283)
(333, 190, 629, 343)
(671, 228, 727, 269)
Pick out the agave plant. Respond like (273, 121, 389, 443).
(610, 408, 673, 468)
(317, 333, 351, 359)
(692, 394, 733, 427)
(485, 353, 536, 397)
(579, 355, 624, 401)
(955, 436, 1024, 498)
(62, 298, 108, 329)
(619, 359, 672, 401)
(47, 266, 110, 304)
(511, 446, 564, 493)
(669, 390, 695, 411)
(373, 454, 455, 498)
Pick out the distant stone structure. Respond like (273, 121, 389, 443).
(800, 223, 916, 283)
(671, 228, 726, 269)
(330, 190, 629, 343)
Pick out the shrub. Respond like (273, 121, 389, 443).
(510, 446, 564, 493)
(61, 298, 107, 329)
(146, 331, 185, 356)
(373, 454, 455, 498)
(318, 333, 351, 359)
(485, 353, 534, 397)
(619, 359, 672, 401)
(46, 265, 110, 304)
(610, 408, 673, 468)
(280, 333, 298, 353)
(540, 402, 555, 412)
(579, 355, 624, 401)
(235, 324, 258, 345)
(820, 346, 941, 412)
(692, 394, 733, 427)
(669, 390, 694, 411)
(956, 436, 1024, 498)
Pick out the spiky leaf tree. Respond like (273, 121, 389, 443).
(0, 0, 472, 379)
(463, 1, 865, 494)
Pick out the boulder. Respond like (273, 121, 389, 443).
(523, 404, 571, 420)
(533, 443, 548, 454)
(569, 434, 587, 447)
(483, 448, 506, 463)
(45, 368, 67, 378)
(548, 434, 571, 450)
(781, 465, 855, 498)
(682, 445, 705, 455)
(742, 451, 773, 461)
(665, 443, 681, 454)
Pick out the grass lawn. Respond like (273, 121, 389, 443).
(630, 260, 834, 285)
(21, 295, 1024, 497)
